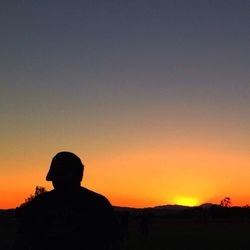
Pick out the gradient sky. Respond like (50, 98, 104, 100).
(1, 0, 249, 208)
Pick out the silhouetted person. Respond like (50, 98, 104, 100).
(140, 213, 150, 250)
(140, 213, 149, 240)
(13, 152, 119, 250)
(119, 211, 129, 241)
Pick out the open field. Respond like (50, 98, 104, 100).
(0, 215, 20, 250)
(1, 212, 250, 250)
(122, 217, 250, 250)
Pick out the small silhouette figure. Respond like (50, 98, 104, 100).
(120, 211, 129, 241)
(13, 151, 119, 250)
(140, 213, 149, 240)
(140, 213, 150, 250)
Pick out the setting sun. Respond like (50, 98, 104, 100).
(175, 197, 199, 207)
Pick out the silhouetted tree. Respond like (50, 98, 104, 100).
(21, 186, 46, 206)
(220, 197, 232, 207)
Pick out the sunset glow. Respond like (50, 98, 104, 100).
(175, 197, 199, 207)
(0, 1, 249, 209)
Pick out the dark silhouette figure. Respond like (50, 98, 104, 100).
(120, 211, 129, 241)
(139, 213, 150, 250)
(13, 152, 119, 250)
(140, 213, 149, 240)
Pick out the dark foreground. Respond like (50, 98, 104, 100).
(1, 207, 250, 250)
(121, 217, 250, 250)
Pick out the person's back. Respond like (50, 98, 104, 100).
(13, 152, 119, 250)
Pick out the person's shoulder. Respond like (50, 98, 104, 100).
(80, 186, 109, 201)
(80, 187, 112, 207)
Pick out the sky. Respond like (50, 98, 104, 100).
(0, 0, 249, 208)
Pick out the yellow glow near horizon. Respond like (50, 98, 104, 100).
(175, 197, 199, 207)
(1, 144, 250, 209)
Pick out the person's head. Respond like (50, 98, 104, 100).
(46, 152, 84, 190)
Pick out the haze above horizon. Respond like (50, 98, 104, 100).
(0, 1, 249, 209)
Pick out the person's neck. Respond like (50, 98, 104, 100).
(55, 185, 81, 193)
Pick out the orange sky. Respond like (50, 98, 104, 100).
(1, 1, 249, 209)
(1, 139, 249, 209)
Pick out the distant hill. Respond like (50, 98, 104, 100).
(114, 203, 220, 214)
(199, 203, 216, 209)
(1, 203, 243, 216)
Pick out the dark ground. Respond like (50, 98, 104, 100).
(121, 216, 250, 250)
(1, 208, 250, 250)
